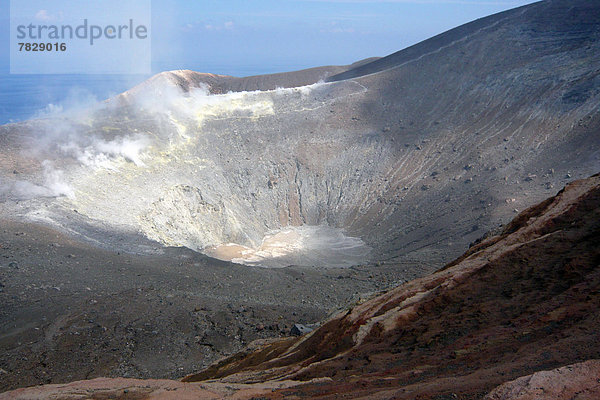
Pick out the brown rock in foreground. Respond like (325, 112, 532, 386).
(484, 360, 600, 400)
(183, 173, 600, 397)
(0, 376, 321, 400)
(2, 174, 599, 398)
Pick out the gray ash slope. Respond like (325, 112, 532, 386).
(1, 0, 599, 267)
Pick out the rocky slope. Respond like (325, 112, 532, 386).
(118, 56, 381, 97)
(0, 0, 598, 266)
(484, 360, 600, 400)
(178, 173, 600, 398)
(0, 217, 414, 392)
(2, 173, 598, 398)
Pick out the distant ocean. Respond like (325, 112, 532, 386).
(0, 74, 150, 125)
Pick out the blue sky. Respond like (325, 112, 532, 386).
(1, 0, 539, 76)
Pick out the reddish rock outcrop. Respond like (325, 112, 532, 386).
(484, 360, 600, 400)
(0, 377, 319, 400)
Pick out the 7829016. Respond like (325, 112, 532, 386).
(18, 42, 67, 51)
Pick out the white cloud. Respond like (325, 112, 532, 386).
(331, 27, 356, 33)
(320, 21, 356, 34)
(34, 9, 63, 21)
(204, 21, 235, 31)
(35, 10, 52, 21)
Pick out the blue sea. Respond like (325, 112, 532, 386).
(0, 74, 151, 125)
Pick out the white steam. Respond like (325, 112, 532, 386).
(1, 161, 74, 200)
(33, 87, 103, 120)
(1, 74, 372, 267)
(2, 85, 155, 201)
(59, 134, 150, 169)
(4, 76, 330, 204)
(206, 225, 371, 268)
